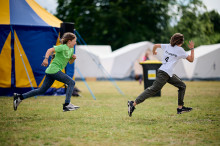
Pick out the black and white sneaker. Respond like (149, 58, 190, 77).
(63, 103, 80, 112)
(13, 93, 22, 111)
(177, 106, 193, 114)
(128, 101, 136, 117)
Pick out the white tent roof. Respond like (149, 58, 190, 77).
(193, 44, 220, 57)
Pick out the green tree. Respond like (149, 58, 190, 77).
(205, 10, 220, 33)
(199, 10, 220, 44)
(56, 0, 218, 50)
(170, 0, 215, 49)
(56, 0, 172, 50)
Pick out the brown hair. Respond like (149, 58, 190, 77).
(61, 32, 76, 44)
(170, 33, 184, 47)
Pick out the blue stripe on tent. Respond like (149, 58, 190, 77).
(10, 0, 49, 26)
(66, 63, 74, 78)
(0, 25, 11, 53)
(13, 25, 58, 85)
(10, 26, 15, 90)
(0, 87, 37, 96)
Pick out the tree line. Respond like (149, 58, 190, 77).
(56, 0, 220, 51)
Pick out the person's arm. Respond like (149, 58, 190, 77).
(69, 54, 76, 64)
(153, 44, 161, 55)
(186, 40, 194, 62)
(41, 48, 55, 67)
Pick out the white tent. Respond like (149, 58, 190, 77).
(75, 42, 156, 79)
(100, 41, 154, 78)
(75, 43, 220, 80)
(173, 44, 220, 80)
(75, 45, 106, 78)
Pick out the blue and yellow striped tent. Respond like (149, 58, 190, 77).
(0, 0, 74, 96)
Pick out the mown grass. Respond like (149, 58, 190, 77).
(0, 81, 220, 146)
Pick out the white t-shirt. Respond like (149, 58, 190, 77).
(159, 44, 188, 77)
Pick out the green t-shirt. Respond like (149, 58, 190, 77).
(45, 44, 74, 74)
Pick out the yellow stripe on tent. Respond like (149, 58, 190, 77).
(25, 0, 62, 28)
(56, 33, 61, 46)
(52, 81, 65, 89)
(14, 30, 37, 88)
(0, 0, 10, 24)
(0, 32, 11, 87)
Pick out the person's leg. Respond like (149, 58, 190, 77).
(167, 74, 192, 114)
(50, 71, 75, 104)
(128, 70, 170, 117)
(134, 70, 170, 105)
(13, 74, 55, 111)
(22, 74, 55, 99)
(167, 74, 186, 107)
(50, 71, 79, 112)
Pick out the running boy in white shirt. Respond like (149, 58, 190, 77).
(128, 33, 194, 116)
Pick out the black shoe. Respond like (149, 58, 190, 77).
(177, 106, 193, 114)
(128, 101, 136, 117)
(63, 103, 80, 112)
(13, 93, 22, 111)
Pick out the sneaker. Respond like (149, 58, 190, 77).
(128, 101, 136, 117)
(63, 103, 80, 112)
(177, 106, 193, 114)
(13, 93, 22, 111)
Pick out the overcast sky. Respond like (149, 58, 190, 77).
(35, 0, 220, 14)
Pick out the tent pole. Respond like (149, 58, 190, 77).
(10, 26, 37, 98)
(75, 66, 96, 100)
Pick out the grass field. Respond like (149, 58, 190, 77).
(0, 81, 220, 146)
